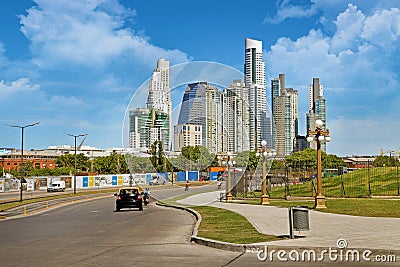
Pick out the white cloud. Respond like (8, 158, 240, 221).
(330, 4, 365, 53)
(19, 0, 191, 68)
(265, 0, 318, 24)
(49, 95, 88, 107)
(266, 4, 400, 155)
(0, 77, 89, 113)
(0, 78, 40, 97)
(266, 4, 400, 94)
(361, 7, 400, 49)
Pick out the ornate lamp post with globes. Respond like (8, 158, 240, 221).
(222, 152, 235, 202)
(307, 119, 331, 209)
(256, 140, 276, 205)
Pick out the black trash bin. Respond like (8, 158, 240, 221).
(289, 206, 309, 238)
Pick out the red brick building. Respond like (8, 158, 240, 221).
(343, 157, 375, 168)
(0, 149, 57, 171)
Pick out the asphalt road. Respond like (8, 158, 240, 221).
(0, 182, 218, 203)
(0, 185, 382, 266)
(0, 194, 243, 267)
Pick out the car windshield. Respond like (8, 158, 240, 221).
(120, 189, 138, 195)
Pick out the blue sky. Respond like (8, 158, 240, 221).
(1, 0, 399, 156)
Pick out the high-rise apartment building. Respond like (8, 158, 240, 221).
(222, 80, 250, 153)
(244, 38, 267, 150)
(129, 108, 169, 151)
(177, 82, 221, 153)
(271, 74, 299, 156)
(129, 108, 149, 149)
(307, 78, 327, 151)
(147, 59, 170, 114)
(146, 58, 171, 151)
(129, 59, 171, 152)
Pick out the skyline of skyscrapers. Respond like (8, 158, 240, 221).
(128, 38, 328, 156)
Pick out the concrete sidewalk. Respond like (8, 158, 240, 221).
(177, 191, 400, 251)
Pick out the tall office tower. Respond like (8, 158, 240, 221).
(244, 38, 266, 151)
(146, 59, 171, 151)
(178, 82, 207, 126)
(177, 82, 221, 153)
(271, 74, 299, 156)
(307, 78, 327, 151)
(223, 80, 250, 153)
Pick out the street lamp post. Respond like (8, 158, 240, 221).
(6, 122, 40, 202)
(222, 152, 235, 202)
(256, 140, 275, 205)
(307, 119, 331, 209)
(66, 133, 87, 195)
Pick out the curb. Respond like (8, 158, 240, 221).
(156, 201, 202, 237)
(156, 201, 400, 259)
(155, 201, 267, 252)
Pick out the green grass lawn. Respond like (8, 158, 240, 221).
(267, 198, 400, 217)
(265, 167, 400, 198)
(192, 206, 282, 244)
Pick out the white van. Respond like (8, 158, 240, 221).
(47, 181, 66, 192)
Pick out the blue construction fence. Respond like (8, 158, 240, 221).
(209, 171, 220, 181)
(176, 171, 199, 182)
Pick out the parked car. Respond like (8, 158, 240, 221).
(47, 181, 66, 192)
(149, 176, 166, 185)
(114, 187, 143, 211)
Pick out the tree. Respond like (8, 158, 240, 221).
(271, 160, 285, 170)
(125, 155, 155, 173)
(172, 145, 215, 172)
(56, 153, 89, 171)
(284, 148, 344, 170)
(148, 141, 167, 172)
(56, 154, 74, 168)
(91, 153, 129, 174)
(181, 146, 198, 161)
(373, 155, 397, 167)
(21, 161, 34, 174)
(324, 154, 345, 168)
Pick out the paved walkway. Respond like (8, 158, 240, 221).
(177, 191, 400, 251)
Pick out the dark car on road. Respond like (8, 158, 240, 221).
(115, 187, 143, 211)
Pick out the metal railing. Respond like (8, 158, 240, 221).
(0, 192, 112, 218)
